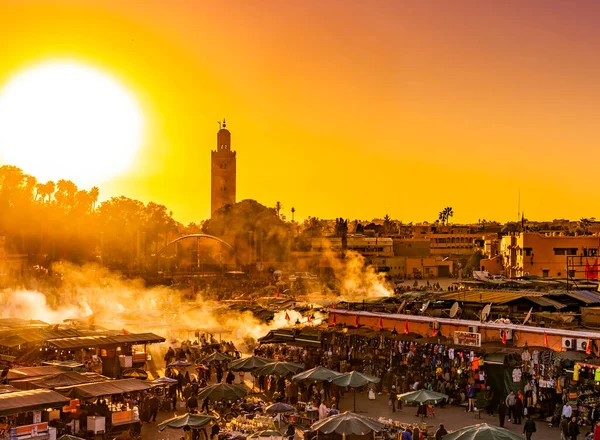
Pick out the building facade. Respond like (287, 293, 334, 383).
(211, 120, 236, 216)
(498, 232, 600, 278)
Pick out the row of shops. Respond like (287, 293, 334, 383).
(259, 309, 600, 426)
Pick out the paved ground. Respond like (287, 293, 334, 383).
(141, 387, 563, 440)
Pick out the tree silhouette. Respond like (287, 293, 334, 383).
(291, 207, 296, 222)
(439, 207, 454, 225)
(275, 201, 282, 218)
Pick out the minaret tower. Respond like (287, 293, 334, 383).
(211, 119, 237, 216)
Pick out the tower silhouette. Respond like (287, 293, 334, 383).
(211, 119, 236, 216)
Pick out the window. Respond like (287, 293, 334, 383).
(585, 248, 598, 257)
(554, 248, 577, 256)
(524, 248, 533, 256)
(542, 270, 550, 277)
(569, 270, 576, 278)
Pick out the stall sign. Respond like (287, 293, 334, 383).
(112, 410, 134, 425)
(15, 422, 47, 437)
(453, 331, 481, 347)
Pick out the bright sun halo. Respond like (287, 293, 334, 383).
(0, 61, 144, 186)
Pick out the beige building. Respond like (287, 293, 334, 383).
(427, 233, 482, 256)
(311, 236, 394, 257)
(500, 232, 600, 278)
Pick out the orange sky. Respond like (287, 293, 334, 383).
(1, 0, 599, 224)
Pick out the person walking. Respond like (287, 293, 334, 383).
(467, 383, 476, 412)
(523, 415, 536, 440)
(389, 386, 398, 413)
(560, 416, 569, 440)
(498, 400, 507, 428)
(563, 403, 573, 419)
(506, 391, 517, 422)
(514, 396, 524, 425)
(569, 416, 581, 440)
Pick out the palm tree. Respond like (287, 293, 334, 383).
(275, 201, 282, 218)
(443, 207, 454, 225)
(89, 186, 99, 210)
(291, 207, 296, 222)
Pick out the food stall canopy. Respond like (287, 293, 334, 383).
(56, 378, 152, 400)
(11, 372, 109, 390)
(0, 327, 122, 348)
(0, 388, 70, 416)
(42, 360, 85, 370)
(7, 366, 67, 381)
(46, 332, 166, 350)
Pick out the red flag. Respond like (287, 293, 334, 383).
(586, 259, 592, 279)
(592, 259, 599, 280)
(378, 317, 383, 330)
(331, 314, 337, 325)
(501, 330, 507, 345)
(404, 319, 409, 334)
(354, 315, 359, 328)
(285, 312, 290, 322)
(544, 331, 549, 348)
(331, 303, 335, 309)
(307, 315, 312, 323)
(122, 329, 130, 335)
(587, 339, 592, 355)
(432, 328, 439, 337)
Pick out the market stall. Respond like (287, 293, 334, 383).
(0, 388, 70, 440)
(55, 378, 151, 436)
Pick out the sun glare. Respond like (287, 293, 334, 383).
(0, 61, 144, 186)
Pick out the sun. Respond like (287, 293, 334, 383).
(0, 61, 144, 186)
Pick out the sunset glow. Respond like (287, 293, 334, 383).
(0, 61, 144, 186)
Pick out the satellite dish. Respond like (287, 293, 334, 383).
(523, 307, 533, 325)
(397, 300, 406, 313)
(449, 302, 460, 318)
(421, 300, 430, 314)
(481, 304, 492, 322)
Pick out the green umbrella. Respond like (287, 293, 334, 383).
(310, 411, 384, 436)
(291, 366, 341, 382)
(398, 389, 448, 405)
(254, 362, 305, 377)
(399, 389, 448, 421)
(197, 383, 249, 402)
(158, 413, 217, 431)
(228, 356, 273, 372)
(330, 371, 380, 412)
(198, 352, 234, 364)
(442, 423, 524, 440)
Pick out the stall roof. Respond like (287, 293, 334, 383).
(436, 290, 532, 304)
(0, 328, 123, 348)
(0, 389, 70, 416)
(436, 290, 568, 309)
(46, 332, 166, 350)
(56, 378, 152, 399)
(7, 366, 67, 381)
(564, 291, 600, 305)
(525, 296, 566, 310)
(11, 372, 109, 390)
